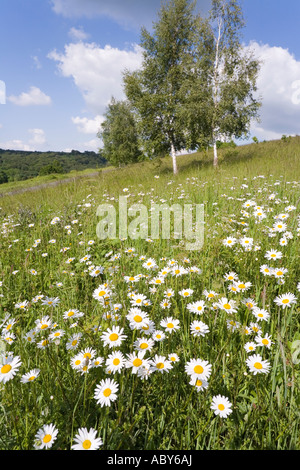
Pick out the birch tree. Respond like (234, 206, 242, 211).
(194, 0, 261, 167)
(123, 0, 200, 175)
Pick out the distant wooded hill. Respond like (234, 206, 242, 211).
(0, 149, 107, 183)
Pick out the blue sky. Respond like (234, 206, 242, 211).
(1, 0, 300, 152)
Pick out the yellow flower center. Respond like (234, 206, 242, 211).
(103, 388, 111, 397)
(109, 333, 119, 342)
(254, 362, 263, 369)
(194, 365, 204, 374)
(43, 434, 52, 444)
(133, 358, 143, 367)
(72, 340, 78, 346)
(223, 303, 231, 310)
(98, 290, 106, 297)
(167, 323, 174, 329)
(41, 324, 48, 330)
(140, 343, 148, 349)
(156, 362, 164, 369)
(68, 311, 74, 316)
(282, 299, 289, 304)
(133, 315, 142, 323)
(196, 379, 202, 386)
(113, 358, 120, 366)
(218, 404, 225, 411)
(82, 440, 92, 449)
(262, 339, 269, 345)
(1, 364, 12, 374)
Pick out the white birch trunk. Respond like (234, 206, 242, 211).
(171, 142, 178, 175)
(213, 137, 218, 168)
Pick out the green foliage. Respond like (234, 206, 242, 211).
(0, 170, 8, 184)
(0, 148, 107, 182)
(98, 97, 143, 167)
(39, 159, 64, 176)
(123, 0, 202, 173)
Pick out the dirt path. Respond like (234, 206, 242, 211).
(0, 168, 113, 198)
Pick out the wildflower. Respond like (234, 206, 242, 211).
(185, 358, 212, 381)
(126, 308, 149, 330)
(35, 316, 52, 331)
(190, 320, 209, 337)
(41, 297, 60, 307)
(20, 369, 40, 383)
(152, 330, 166, 342)
(93, 284, 111, 301)
(255, 334, 274, 349)
(252, 308, 270, 322)
(66, 333, 82, 351)
(34, 424, 58, 450)
(217, 297, 238, 314)
(133, 337, 155, 353)
(187, 300, 206, 314)
(94, 378, 119, 407)
(160, 317, 180, 333)
(150, 355, 173, 373)
(274, 293, 297, 308)
(125, 351, 151, 374)
(222, 236, 237, 246)
(189, 377, 209, 392)
(0, 354, 22, 383)
(105, 351, 125, 374)
(168, 353, 180, 363)
(265, 250, 282, 261)
(211, 395, 233, 418)
(244, 342, 257, 353)
(246, 354, 271, 375)
(101, 326, 127, 348)
(71, 428, 103, 450)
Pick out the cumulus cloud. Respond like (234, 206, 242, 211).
(48, 42, 143, 113)
(8, 86, 51, 106)
(28, 128, 47, 146)
(72, 115, 104, 134)
(247, 41, 300, 140)
(0, 128, 47, 151)
(51, 0, 211, 30)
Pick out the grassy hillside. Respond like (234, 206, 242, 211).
(0, 137, 299, 450)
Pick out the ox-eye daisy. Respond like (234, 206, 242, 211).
(71, 427, 103, 450)
(274, 293, 297, 308)
(246, 354, 270, 375)
(211, 395, 233, 418)
(34, 423, 58, 450)
(94, 378, 119, 407)
(185, 358, 212, 381)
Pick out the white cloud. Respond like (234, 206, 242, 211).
(0, 128, 47, 151)
(68, 26, 89, 41)
(48, 42, 143, 113)
(51, 0, 211, 30)
(8, 86, 51, 106)
(0, 139, 34, 151)
(28, 128, 46, 146)
(72, 115, 104, 134)
(82, 138, 100, 150)
(246, 41, 300, 140)
(31, 55, 42, 69)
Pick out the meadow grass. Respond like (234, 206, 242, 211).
(0, 138, 300, 450)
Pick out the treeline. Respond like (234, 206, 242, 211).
(0, 149, 107, 183)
